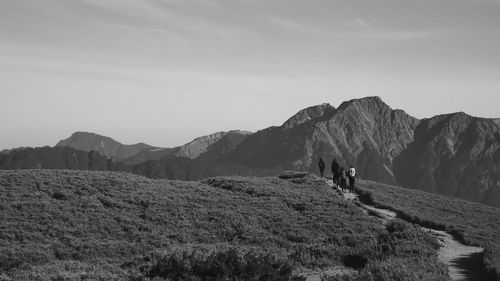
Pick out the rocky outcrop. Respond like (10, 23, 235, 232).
(56, 132, 156, 161)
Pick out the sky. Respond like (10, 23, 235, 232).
(1, 0, 500, 149)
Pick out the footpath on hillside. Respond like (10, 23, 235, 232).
(327, 179, 488, 281)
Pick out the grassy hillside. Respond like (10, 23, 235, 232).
(0, 170, 448, 280)
(356, 179, 500, 280)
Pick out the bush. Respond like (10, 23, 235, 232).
(342, 255, 367, 269)
(149, 245, 294, 281)
(386, 220, 408, 234)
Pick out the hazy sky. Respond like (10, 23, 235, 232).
(1, 0, 500, 149)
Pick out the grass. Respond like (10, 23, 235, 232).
(355, 179, 500, 280)
(146, 244, 296, 281)
(0, 170, 449, 280)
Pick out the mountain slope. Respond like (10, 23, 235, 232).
(356, 179, 500, 280)
(122, 130, 252, 165)
(174, 130, 252, 159)
(121, 147, 175, 165)
(394, 112, 500, 206)
(227, 97, 419, 184)
(0, 146, 127, 171)
(282, 103, 335, 129)
(0, 170, 449, 281)
(56, 132, 156, 161)
(0, 147, 30, 155)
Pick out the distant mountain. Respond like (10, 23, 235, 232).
(0, 146, 127, 171)
(56, 132, 157, 161)
(0, 147, 30, 155)
(121, 147, 175, 165)
(394, 112, 500, 206)
(122, 130, 252, 165)
(175, 130, 252, 159)
(128, 130, 257, 179)
(3, 97, 500, 208)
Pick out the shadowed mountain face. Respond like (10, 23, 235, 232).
(121, 147, 174, 165)
(0, 147, 30, 155)
(0, 146, 127, 171)
(56, 132, 155, 161)
(394, 112, 500, 206)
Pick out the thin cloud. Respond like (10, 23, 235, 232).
(343, 17, 453, 41)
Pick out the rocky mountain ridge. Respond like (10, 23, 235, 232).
(2, 97, 499, 208)
(174, 130, 252, 159)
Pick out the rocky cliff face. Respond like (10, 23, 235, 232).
(227, 97, 419, 184)
(56, 132, 155, 161)
(394, 112, 500, 206)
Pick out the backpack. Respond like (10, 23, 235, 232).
(348, 167, 356, 177)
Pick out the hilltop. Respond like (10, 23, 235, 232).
(56, 132, 156, 161)
(0, 170, 450, 281)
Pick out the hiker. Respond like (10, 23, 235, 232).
(318, 158, 326, 178)
(347, 165, 356, 193)
(331, 158, 340, 187)
(339, 167, 348, 192)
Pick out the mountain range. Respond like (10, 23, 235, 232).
(1, 96, 499, 208)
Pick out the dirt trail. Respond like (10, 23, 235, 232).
(333, 181, 487, 281)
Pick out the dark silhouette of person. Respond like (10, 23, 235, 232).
(339, 166, 348, 192)
(331, 158, 340, 187)
(318, 158, 326, 178)
(347, 165, 356, 193)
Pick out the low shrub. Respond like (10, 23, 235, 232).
(148, 245, 294, 281)
(342, 255, 367, 269)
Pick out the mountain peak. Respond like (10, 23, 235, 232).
(70, 131, 102, 137)
(337, 96, 390, 111)
(282, 103, 334, 129)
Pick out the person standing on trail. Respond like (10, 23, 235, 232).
(318, 158, 326, 178)
(347, 165, 356, 193)
(331, 158, 340, 187)
(339, 167, 348, 192)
